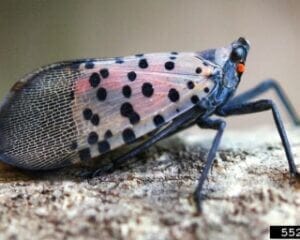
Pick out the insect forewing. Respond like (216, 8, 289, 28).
(0, 52, 219, 169)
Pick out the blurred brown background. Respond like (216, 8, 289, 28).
(0, 0, 299, 128)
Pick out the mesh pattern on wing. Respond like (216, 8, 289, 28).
(0, 65, 81, 170)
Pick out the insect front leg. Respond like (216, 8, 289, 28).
(216, 99, 300, 176)
(228, 79, 300, 125)
(194, 118, 227, 213)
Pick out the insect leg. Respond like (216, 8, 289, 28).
(194, 118, 226, 212)
(229, 79, 300, 125)
(91, 109, 202, 177)
(217, 99, 300, 176)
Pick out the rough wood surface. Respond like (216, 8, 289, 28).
(0, 126, 299, 240)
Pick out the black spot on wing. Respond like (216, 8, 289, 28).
(97, 88, 107, 101)
(122, 85, 132, 98)
(104, 130, 113, 139)
(89, 73, 101, 88)
(85, 61, 94, 69)
(88, 132, 99, 145)
(129, 112, 140, 125)
(165, 61, 175, 70)
(120, 102, 140, 125)
(187, 81, 195, 89)
(98, 140, 110, 153)
(91, 114, 100, 126)
(115, 58, 124, 64)
(139, 59, 148, 69)
(122, 128, 136, 144)
(195, 67, 202, 74)
(70, 61, 84, 70)
(83, 108, 93, 120)
(168, 88, 180, 102)
(153, 115, 165, 127)
(191, 95, 199, 104)
(127, 71, 137, 81)
(142, 83, 154, 97)
(120, 102, 134, 117)
(100, 68, 109, 78)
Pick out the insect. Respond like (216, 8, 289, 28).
(0, 37, 299, 211)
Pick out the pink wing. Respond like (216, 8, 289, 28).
(72, 52, 218, 161)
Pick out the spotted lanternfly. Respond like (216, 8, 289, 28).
(0, 37, 299, 211)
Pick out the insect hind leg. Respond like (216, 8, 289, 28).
(228, 79, 300, 125)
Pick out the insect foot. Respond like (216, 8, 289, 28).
(76, 163, 115, 178)
(193, 190, 205, 214)
(91, 163, 115, 178)
(293, 171, 300, 180)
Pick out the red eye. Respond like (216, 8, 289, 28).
(236, 63, 245, 74)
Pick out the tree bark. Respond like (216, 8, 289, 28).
(0, 126, 299, 240)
